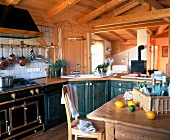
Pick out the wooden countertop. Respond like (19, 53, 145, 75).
(34, 73, 157, 85)
(86, 94, 170, 135)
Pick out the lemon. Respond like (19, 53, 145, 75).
(115, 101, 124, 108)
(145, 111, 156, 120)
(128, 100, 136, 107)
(129, 105, 135, 112)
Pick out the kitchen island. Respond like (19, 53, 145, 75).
(87, 94, 170, 140)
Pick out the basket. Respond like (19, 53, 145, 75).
(133, 88, 170, 114)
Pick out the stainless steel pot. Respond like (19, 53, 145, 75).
(0, 75, 5, 87)
(0, 74, 14, 87)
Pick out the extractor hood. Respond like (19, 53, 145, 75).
(0, 4, 44, 39)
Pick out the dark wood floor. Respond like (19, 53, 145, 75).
(26, 123, 96, 140)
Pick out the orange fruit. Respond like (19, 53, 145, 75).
(145, 111, 156, 120)
(115, 101, 124, 108)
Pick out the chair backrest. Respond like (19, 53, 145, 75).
(62, 86, 76, 139)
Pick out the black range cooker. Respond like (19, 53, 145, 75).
(0, 78, 45, 140)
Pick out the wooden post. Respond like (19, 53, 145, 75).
(166, 23, 170, 76)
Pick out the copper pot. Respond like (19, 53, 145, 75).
(0, 46, 10, 70)
(9, 47, 17, 62)
(18, 47, 27, 66)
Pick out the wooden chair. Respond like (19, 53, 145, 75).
(62, 86, 105, 140)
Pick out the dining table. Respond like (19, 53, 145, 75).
(86, 94, 170, 140)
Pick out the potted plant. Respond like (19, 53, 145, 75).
(51, 59, 68, 77)
(58, 59, 67, 76)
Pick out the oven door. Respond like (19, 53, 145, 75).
(9, 101, 40, 131)
(0, 109, 8, 136)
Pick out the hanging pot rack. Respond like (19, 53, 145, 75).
(0, 42, 58, 49)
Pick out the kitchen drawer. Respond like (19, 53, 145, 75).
(111, 81, 133, 88)
(110, 87, 127, 99)
(115, 124, 170, 140)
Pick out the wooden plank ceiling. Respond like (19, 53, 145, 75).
(0, 0, 170, 42)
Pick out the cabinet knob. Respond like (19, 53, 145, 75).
(11, 93, 16, 99)
(90, 83, 92, 85)
(119, 83, 121, 86)
(86, 83, 88, 85)
(35, 88, 39, 94)
(30, 89, 34, 95)
(119, 88, 121, 91)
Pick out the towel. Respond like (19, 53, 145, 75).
(77, 120, 96, 134)
(61, 84, 79, 118)
(123, 90, 133, 100)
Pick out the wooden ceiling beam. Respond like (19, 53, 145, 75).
(89, 8, 170, 27)
(77, 0, 126, 24)
(94, 33, 112, 43)
(141, 0, 170, 35)
(125, 29, 137, 38)
(4, 0, 21, 5)
(94, 19, 167, 33)
(142, 0, 170, 22)
(47, 0, 80, 18)
(101, 0, 141, 19)
(112, 0, 140, 16)
(109, 31, 127, 42)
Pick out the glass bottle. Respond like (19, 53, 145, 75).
(160, 82, 168, 96)
(151, 78, 157, 96)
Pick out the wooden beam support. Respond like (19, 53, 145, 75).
(94, 19, 167, 33)
(36, 37, 54, 61)
(151, 34, 168, 38)
(125, 29, 137, 38)
(89, 8, 170, 27)
(94, 33, 112, 43)
(77, 0, 126, 24)
(109, 31, 127, 42)
(47, 0, 80, 18)
(5, 0, 21, 5)
(145, 27, 153, 35)
(155, 24, 169, 35)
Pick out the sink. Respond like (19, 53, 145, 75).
(61, 74, 109, 78)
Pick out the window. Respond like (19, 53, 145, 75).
(91, 40, 104, 73)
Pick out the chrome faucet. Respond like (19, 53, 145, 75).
(72, 64, 80, 77)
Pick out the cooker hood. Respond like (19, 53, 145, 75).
(0, 4, 44, 39)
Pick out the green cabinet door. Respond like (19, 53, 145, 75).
(68, 81, 89, 117)
(89, 81, 109, 112)
(69, 80, 109, 117)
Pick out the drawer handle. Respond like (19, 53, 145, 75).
(119, 83, 121, 86)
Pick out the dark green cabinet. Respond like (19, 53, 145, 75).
(69, 80, 109, 117)
(110, 80, 134, 99)
(68, 81, 89, 117)
(89, 81, 109, 112)
(44, 83, 67, 130)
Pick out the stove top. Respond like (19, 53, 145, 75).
(0, 79, 40, 92)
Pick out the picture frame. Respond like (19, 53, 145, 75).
(162, 46, 168, 57)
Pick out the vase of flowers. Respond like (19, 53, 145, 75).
(95, 58, 113, 76)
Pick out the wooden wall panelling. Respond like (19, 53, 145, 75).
(63, 31, 86, 74)
(112, 40, 136, 54)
